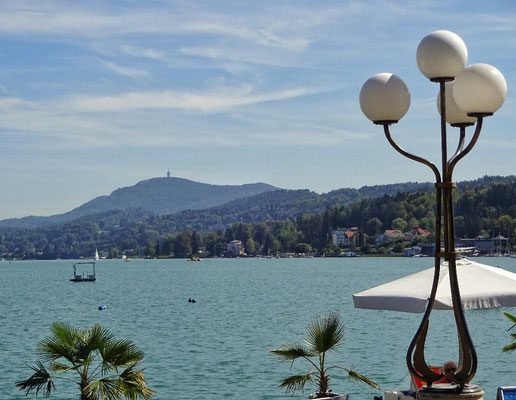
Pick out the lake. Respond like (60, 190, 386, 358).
(1, 257, 515, 399)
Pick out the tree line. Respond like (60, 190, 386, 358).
(2, 181, 516, 259)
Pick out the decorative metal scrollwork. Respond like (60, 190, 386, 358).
(382, 82, 484, 387)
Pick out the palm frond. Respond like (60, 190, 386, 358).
(37, 322, 78, 364)
(335, 367, 380, 390)
(49, 360, 76, 373)
(502, 341, 516, 352)
(278, 371, 315, 394)
(270, 343, 315, 360)
(504, 312, 516, 331)
(100, 338, 145, 373)
(84, 376, 122, 400)
(503, 313, 516, 351)
(50, 322, 78, 347)
(504, 312, 516, 324)
(88, 324, 115, 349)
(306, 312, 344, 354)
(37, 340, 76, 364)
(76, 324, 116, 364)
(116, 364, 156, 399)
(15, 360, 56, 398)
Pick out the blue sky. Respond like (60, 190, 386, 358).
(1, 0, 515, 220)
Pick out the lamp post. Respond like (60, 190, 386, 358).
(360, 30, 507, 399)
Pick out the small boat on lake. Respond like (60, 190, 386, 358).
(70, 261, 96, 282)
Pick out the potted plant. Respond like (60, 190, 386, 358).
(271, 312, 379, 399)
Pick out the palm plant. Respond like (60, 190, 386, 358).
(16, 322, 155, 399)
(270, 312, 379, 398)
(502, 312, 516, 352)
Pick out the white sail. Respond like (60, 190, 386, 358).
(95, 248, 99, 261)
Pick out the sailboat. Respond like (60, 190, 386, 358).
(94, 248, 100, 261)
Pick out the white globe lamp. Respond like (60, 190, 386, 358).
(453, 63, 507, 116)
(437, 82, 476, 126)
(416, 30, 468, 81)
(359, 73, 410, 124)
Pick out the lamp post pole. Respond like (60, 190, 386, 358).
(360, 30, 507, 398)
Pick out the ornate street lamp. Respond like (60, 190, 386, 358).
(360, 30, 507, 398)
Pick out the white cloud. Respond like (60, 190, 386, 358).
(101, 60, 148, 78)
(66, 85, 321, 113)
(120, 45, 165, 60)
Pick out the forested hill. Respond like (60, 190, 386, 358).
(137, 176, 516, 233)
(0, 175, 513, 234)
(2, 175, 516, 259)
(148, 182, 436, 233)
(0, 177, 278, 229)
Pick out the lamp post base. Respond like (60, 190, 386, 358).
(418, 384, 484, 400)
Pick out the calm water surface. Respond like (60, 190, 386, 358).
(1, 257, 515, 400)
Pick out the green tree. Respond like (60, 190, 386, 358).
(406, 217, 419, 231)
(203, 231, 224, 257)
(245, 238, 256, 256)
(276, 220, 299, 253)
(252, 223, 270, 248)
(161, 234, 175, 257)
(191, 231, 202, 254)
(360, 243, 373, 254)
(295, 242, 312, 254)
(497, 215, 514, 236)
(144, 239, 156, 258)
(392, 217, 407, 231)
(16, 322, 155, 399)
(392, 242, 405, 254)
(365, 217, 382, 236)
(270, 239, 282, 255)
(109, 248, 120, 259)
(270, 313, 378, 398)
(297, 214, 322, 249)
(174, 231, 192, 257)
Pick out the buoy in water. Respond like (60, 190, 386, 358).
(98, 305, 106, 310)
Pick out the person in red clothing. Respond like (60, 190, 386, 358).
(436, 361, 458, 384)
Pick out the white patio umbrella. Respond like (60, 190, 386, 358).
(353, 258, 516, 313)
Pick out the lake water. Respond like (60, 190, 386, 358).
(1, 257, 515, 400)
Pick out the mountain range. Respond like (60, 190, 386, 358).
(0, 177, 277, 229)
(1, 175, 513, 232)
(0, 176, 436, 231)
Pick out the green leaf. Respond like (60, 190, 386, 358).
(502, 342, 516, 352)
(37, 322, 78, 364)
(504, 312, 516, 332)
(49, 361, 75, 373)
(278, 372, 315, 394)
(338, 367, 380, 390)
(270, 343, 315, 360)
(84, 376, 122, 400)
(100, 338, 145, 374)
(116, 364, 156, 400)
(15, 360, 56, 398)
(306, 312, 344, 354)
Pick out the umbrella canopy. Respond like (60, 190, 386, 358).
(353, 258, 516, 313)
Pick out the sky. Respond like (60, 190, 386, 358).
(1, 0, 516, 220)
